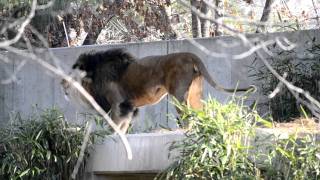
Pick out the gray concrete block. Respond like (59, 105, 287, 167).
(0, 52, 14, 124)
(86, 131, 185, 174)
(85, 128, 320, 179)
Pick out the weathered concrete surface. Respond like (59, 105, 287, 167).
(1, 29, 320, 131)
(85, 129, 320, 179)
(88, 173, 157, 180)
(86, 131, 184, 174)
(84, 131, 184, 180)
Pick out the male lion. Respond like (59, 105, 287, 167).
(62, 48, 254, 133)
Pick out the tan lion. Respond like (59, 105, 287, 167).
(62, 48, 254, 133)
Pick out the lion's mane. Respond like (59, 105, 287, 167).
(72, 48, 136, 81)
(72, 48, 137, 115)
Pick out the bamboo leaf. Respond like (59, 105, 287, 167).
(19, 168, 30, 178)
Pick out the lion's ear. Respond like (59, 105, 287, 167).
(72, 63, 79, 69)
(74, 54, 89, 70)
(72, 62, 86, 71)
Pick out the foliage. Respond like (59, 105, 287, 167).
(250, 40, 320, 122)
(0, 108, 110, 180)
(0, 0, 176, 47)
(266, 134, 320, 179)
(157, 97, 266, 179)
(158, 97, 320, 179)
(1, 0, 319, 48)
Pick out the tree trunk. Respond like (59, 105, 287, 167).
(256, 0, 274, 33)
(191, 0, 202, 38)
(212, 0, 222, 36)
(200, 0, 211, 37)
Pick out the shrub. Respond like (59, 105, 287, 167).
(0, 108, 110, 180)
(158, 97, 266, 179)
(158, 98, 320, 179)
(250, 41, 320, 122)
(266, 134, 320, 179)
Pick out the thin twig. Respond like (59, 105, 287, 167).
(203, 0, 292, 29)
(268, 72, 288, 98)
(0, 0, 37, 48)
(1, 60, 27, 84)
(57, 15, 70, 47)
(71, 119, 94, 179)
(311, 0, 320, 27)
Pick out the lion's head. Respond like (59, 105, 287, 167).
(72, 48, 135, 82)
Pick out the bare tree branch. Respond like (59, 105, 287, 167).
(0, 0, 37, 48)
(178, 0, 239, 34)
(1, 4, 135, 173)
(0, 53, 10, 63)
(203, 0, 291, 31)
(1, 2, 319, 179)
(178, 0, 320, 120)
(268, 72, 288, 98)
(2, 45, 133, 161)
(232, 40, 275, 59)
(71, 119, 94, 179)
(311, 0, 320, 27)
(275, 37, 296, 51)
(1, 59, 26, 84)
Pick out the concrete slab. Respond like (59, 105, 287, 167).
(85, 128, 320, 179)
(86, 131, 185, 174)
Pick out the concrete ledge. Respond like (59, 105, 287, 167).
(86, 128, 320, 179)
(86, 131, 185, 174)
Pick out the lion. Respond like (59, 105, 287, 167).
(62, 48, 254, 133)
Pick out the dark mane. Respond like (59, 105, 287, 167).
(72, 48, 136, 81)
(71, 48, 138, 116)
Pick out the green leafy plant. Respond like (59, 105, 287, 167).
(158, 98, 320, 179)
(266, 133, 320, 179)
(0, 108, 110, 180)
(158, 97, 267, 179)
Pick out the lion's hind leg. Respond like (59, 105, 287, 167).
(186, 76, 203, 110)
(182, 76, 204, 131)
(170, 75, 203, 130)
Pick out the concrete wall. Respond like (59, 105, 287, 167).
(0, 29, 319, 132)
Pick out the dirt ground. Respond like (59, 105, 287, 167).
(272, 118, 320, 134)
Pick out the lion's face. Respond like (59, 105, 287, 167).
(61, 68, 93, 110)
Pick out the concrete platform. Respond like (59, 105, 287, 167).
(85, 128, 320, 179)
(85, 131, 185, 179)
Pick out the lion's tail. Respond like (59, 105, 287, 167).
(193, 56, 255, 93)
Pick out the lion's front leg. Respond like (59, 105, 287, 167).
(111, 100, 136, 134)
(103, 82, 135, 134)
(117, 115, 133, 134)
